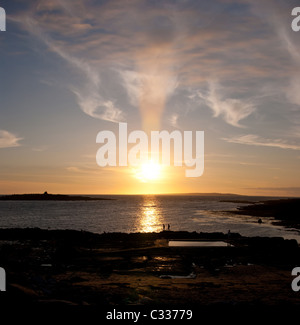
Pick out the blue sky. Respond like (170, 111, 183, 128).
(0, 0, 300, 195)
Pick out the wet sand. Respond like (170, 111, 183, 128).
(1, 228, 300, 308)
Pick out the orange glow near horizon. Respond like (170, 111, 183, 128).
(1, 161, 299, 197)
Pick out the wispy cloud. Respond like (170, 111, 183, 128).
(197, 81, 256, 127)
(10, 0, 266, 128)
(169, 113, 179, 128)
(272, 26, 300, 107)
(247, 0, 300, 106)
(32, 145, 48, 152)
(120, 69, 178, 130)
(70, 87, 124, 123)
(0, 130, 23, 149)
(223, 134, 300, 151)
(12, 5, 124, 123)
(9, 0, 300, 131)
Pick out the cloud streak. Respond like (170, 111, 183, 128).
(11, 1, 265, 128)
(247, 0, 300, 106)
(120, 68, 178, 131)
(223, 134, 300, 151)
(197, 81, 256, 127)
(0, 130, 23, 149)
(9, 0, 300, 132)
(12, 5, 124, 123)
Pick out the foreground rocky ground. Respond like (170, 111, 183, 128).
(0, 228, 300, 308)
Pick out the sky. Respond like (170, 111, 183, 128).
(0, 0, 300, 196)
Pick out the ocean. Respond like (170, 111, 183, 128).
(0, 194, 299, 242)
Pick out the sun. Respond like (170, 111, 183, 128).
(134, 161, 162, 182)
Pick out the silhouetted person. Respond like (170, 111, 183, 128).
(163, 224, 165, 231)
(258, 218, 262, 224)
(227, 230, 231, 246)
(168, 224, 170, 231)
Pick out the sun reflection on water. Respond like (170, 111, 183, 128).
(139, 196, 163, 233)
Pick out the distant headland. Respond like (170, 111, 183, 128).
(0, 192, 113, 201)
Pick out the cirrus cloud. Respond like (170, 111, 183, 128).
(8, 0, 300, 132)
(0, 130, 23, 149)
(223, 134, 300, 151)
(197, 81, 256, 127)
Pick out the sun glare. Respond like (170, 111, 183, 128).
(134, 161, 162, 182)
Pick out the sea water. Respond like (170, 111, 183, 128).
(0, 194, 299, 242)
(168, 240, 229, 247)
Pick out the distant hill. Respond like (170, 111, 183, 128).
(0, 192, 113, 201)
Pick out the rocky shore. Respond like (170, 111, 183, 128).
(1, 228, 300, 308)
(231, 198, 300, 229)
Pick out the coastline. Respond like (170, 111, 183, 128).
(1, 227, 299, 306)
(1, 196, 300, 307)
(230, 198, 300, 230)
(0, 193, 113, 201)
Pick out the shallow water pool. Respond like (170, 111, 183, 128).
(168, 240, 229, 247)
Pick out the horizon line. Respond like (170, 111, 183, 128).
(0, 192, 299, 198)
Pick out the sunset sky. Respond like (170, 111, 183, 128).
(0, 0, 300, 196)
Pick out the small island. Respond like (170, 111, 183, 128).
(0, 192, 113, 201)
